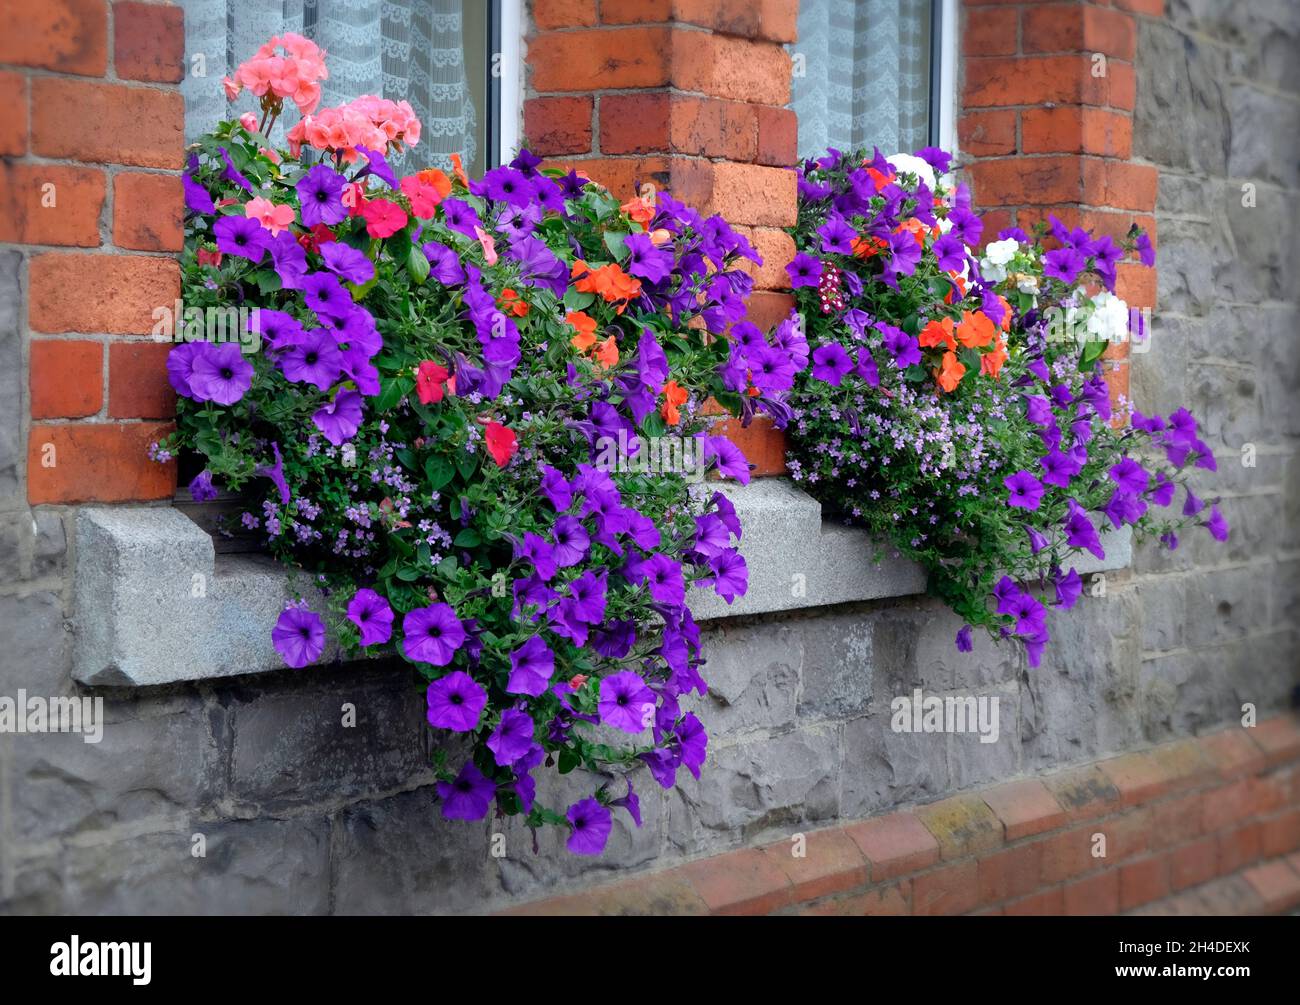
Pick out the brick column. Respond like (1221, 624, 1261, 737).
(1, 0, 184, 505)
(958, 0, 1162, 412)
(524, 0, 800, 475)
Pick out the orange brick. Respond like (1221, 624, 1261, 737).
(1099, 751, 1168, 806)
(1112, 0, 1165, 19)
(982, 779, 1066, 841)
(1202, 728, 1270, 779)
(664, 95, 758, 162)
(676, 160, 796, 227)
(0, 71, 27, 156)
(599, 93, 671, 156)
(913, 860, 978, 916)
(681, 847, 793, 915)
(739, 290, 793, 334)
(599, 0, 671, 22)
(1120, 855, 1170, 910)
(1023, 5, 1137, 60)
(540, 155, 670, 201)
(1042, 764, 1123, 822)
(1241, 859, 1300, 913)
(1202, 779, 1255, 834)
(27, 421, 175, 503)
(1040, 824, 1104, 883)
(671, 31, 791, 105)
(113, 0, 184, 82)
(29, 340, 103, 419)
(667, 0, 799, 42)
(1170, 836, 1218, 890)
(29, 253, 181, 334)
(1116, 262, 1156, 308)
(1250, 715, 1300, 767)
(524, 96, 593, 156)
(108, 341, 174, 419)
(32, 77, 184, 169)
(958, 110, 1017, 157)
(760, 828, 868, 903)
(968, 156, 1094, 208)
(1104, 806, 1155, 861)
(1022, 106, 1133, 158)
(0, 163, 104, 247)
(1003, 887, 1065, 916)
(1260, 809, 1300, 858)
(802, 880, 910, 916)
(978, 843, 1044, 904)
(732, 225, 792, 291)
(1063, 869, 1120, 915)
(964, 6, 1018, 57)
(528, 27, 671, 91)
(532, 0, 598, 29)
(755, 105, 796, 167)
(844, 812, 941, 882)
(964, 55, 1111, 108)
(113, 172, 182, 252)
(1217, 824, 1262, 875)
(0, 0, 106, 76)
(1103, 161, 1159, 211)
(1152, 792, 1205, 850)
(917, 794, 1005, 860)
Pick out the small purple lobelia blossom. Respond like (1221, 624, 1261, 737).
(403, 603, 466, 666)
(319, 241, 376, 285)
(213, 215, 268, 263)
(278, 328, 342, 390)
(506, 635, 554, 696)
(566, 797, 612, 855)
(436, 761, 495, 821)
(188, 470, 218, 502)
(425, 670, 487, 732)
(811, 343, 854, 386)
(346, 588, 393, 646)
(786, 252, 823, 289)
(271, 606, 326, 668)
(487, 708, 536, 767)
(1004, 470, 1045, 510)
(297, 164, 347, 227)
(188, 342, 254, 405)
(312, 388, 364, 445)
(598, 671, 655, 734)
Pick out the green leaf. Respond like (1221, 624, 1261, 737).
(376, 375, 413, 412)
(453, 527, 481, 547)
(602, 230, 629, 261)
(557, 748, 579, 774)
(251, 269, 282, 295)
(425, 455, 455, 492)
(457, 452, 479, 482)
(563, 287, 595, 311)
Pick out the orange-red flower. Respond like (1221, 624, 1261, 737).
(417, 167, 453, 201)
(566, 310, 598, 353)
(449, 152, 469, 188)
(981, 340, 1009, 380)
(484, 421, 518, 467)
(416, 360, 449, 404)
(621, 194, 654, 228)
(660, 379, 688, 425)
(593, 335, 620, 370)
(944, 274, 967, 305)
(499, 288, 529, 317)
(920, 316, 956, 352)
(851, 235, 888, 259)
(572, 259, 641, 306)
(956, 310, 996, 349)
(938, 350, 966, 393)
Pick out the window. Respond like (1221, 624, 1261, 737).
(180, 0, 519, 175)
(790, 0, 953, 160)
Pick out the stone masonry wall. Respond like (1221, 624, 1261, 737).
(0, 0, 1297, 915)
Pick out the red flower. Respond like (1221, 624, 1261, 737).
(484, 422, 517, 468)
(416, 360, 449, 404)
(361, 198, 408, 239)
(296, 223, 337, 253)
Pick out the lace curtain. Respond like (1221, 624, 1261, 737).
(791, 0, 932, 160)
(180, 0, 479, 173)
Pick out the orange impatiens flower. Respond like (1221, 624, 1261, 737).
(416, 167, 453, 201)
(944, 274, 967, 305)
(865, 166, 895, 192)
(621, 194, 654, 228)
(896, 217, 927, 247)
(593, 335, 620, 370)
(920, 317, 957, 352)
(566, 310, 598, 353)
(938, 350, 966, 393)
(448, 152, 469, 188)
(851, 235, 888, 259)
(956, 310, 996, 349)
(997, 295, 1013, 331)
(981, 340, 1009, 380)
(572, 259, 641, 306)
(660, 379, 688, 425)
(499, 288, 529, 317)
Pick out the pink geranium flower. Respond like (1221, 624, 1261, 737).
(243, 196, 296, 236)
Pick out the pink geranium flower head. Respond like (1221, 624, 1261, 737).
(243, 196, 296, 236)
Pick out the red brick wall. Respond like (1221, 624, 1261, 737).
(2, 0, 185, 504)
(505, 716, 1300, 915)
(959, 0, 1164, 413)
(524, 0, 799, 475)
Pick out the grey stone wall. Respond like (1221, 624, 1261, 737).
(2, 0, 1298, 916)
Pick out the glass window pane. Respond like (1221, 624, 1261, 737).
(790, 0, 933, 160)
(179, 0, 492, 174)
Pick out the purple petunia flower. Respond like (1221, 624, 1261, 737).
(1109, 457, 1150, 496)
(436, 762, 495, 821)
(183, 171, 214, 214)
(267, 231, 309, 289)
(272, 606, 326, 668)
(1054, 567, 1083, 609)
(817, 215, 856, 255)
(566, 798, 612, 855)
(487, 708, 536, 767)
(932, 232, 965, 272)
(506, 635, 555, 696)
(189, 470, 218, 502)
(1205, 505, 1229, 542)
(166, 341, 203, 397)
(188, 342, 254, 405)
(425, 670, 487, 732)
(1005, 470, 1045, 510)
(1043, 246, 1087, 285)
(879, 324, 922, 369)
(708, 548, 748, 603)
(623, 232, 673, 283)
(303, 271, 354, 321)
(312, 388, 363, 445)
(256, 442, 291, 505)
(403, 603, 466, 667)
(319, 241, 376, 285)
(707, 436, 751, 485)
(346, 588, 393, 646)
(278, 327, 342, 390)
(956, 625, 973, 652)
(441, 197, 483, 238)
(297, 164, 347, 227)
(635, 553, 685, 606)
(214, 215, 268, 263)
(811, 343, 853, 386)
(599, 670, 656, 734)
(1063, 498, 1105, 560)
(786, 252, 823, 289)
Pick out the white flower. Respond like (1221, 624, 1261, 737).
(885, 152, 936, 191)
(984, 238, 1019, 267)
(1016, 274, 1039, 295)
(1086, 291, 1131, 345)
